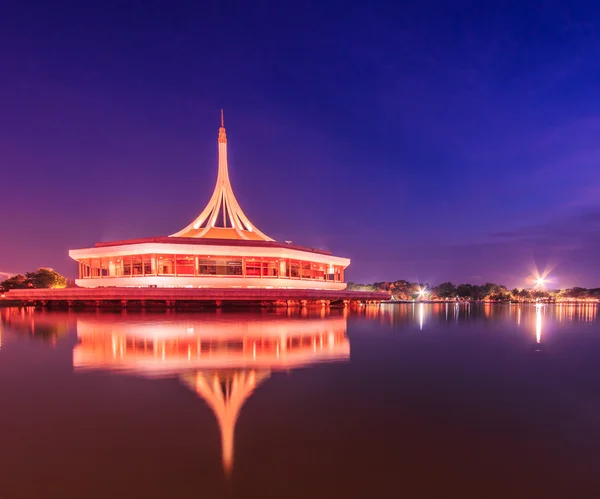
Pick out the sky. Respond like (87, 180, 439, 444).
(1, 0, 600, 288)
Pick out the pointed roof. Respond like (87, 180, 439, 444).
(170, 111, 273, 241)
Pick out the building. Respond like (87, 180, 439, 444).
(69, 112, 350, 290)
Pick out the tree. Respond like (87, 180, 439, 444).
(1, 268, 67, 291)
(0, 274, 30, 291)
(25, 268, 67, 289)
(457, 284, 473, 299)
(434, 282, 457, 299)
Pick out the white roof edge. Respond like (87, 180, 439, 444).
(69, 242, 351, 266)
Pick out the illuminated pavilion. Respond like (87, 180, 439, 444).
(70, 112, 350, 290)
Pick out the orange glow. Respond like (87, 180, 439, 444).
(171, 111, 273, 241)
(535, 303, 543, 344)
(73, 313, 350, 475)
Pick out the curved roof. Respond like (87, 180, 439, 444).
(170, 110, 273, 241)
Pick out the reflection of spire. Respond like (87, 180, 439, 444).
(180, 370, 269, 475)
(72, 313, 350, 476)
(170, 111, 273, 241)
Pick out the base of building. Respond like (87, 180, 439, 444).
(3, 287, 390, 309)
(74, 276, 347, 290)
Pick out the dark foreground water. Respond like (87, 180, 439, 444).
(1, 303, 600, 499)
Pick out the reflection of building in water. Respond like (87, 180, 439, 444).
(73, 313, 349, 474)
(0, 307, 71, 344)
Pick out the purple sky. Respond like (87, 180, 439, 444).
(1, 1, 600, 288)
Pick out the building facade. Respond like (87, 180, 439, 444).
(70, 112, 350, 290)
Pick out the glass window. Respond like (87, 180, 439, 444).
(81, 260, 91, 278)
(99, 258, 109, 277)
(143, 255, 153, 275)
(199, 259, 216, 275)
(176, 256, 195, 275)
(226, 259, 242, 276)
(158, 255, 174, 275)
(301, 262, 311, 279)
(262, 260, 279, 277)
(113, 258, 125, 276)
(132, 256, 143, 275)
(198, 258, 242, 276)
(290, 261, 300, 278)
(246, 260, 261, 276)
(90, 258, 101, 278)
(122, 257, 132, 276)
(326, 265, 338, 282)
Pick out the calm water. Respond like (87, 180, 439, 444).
(1, 303, 600, 499)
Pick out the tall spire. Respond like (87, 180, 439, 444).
(218, 109, 226, 144)
(170, 111, 273, 241)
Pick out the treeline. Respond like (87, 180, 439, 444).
(347, 280, 600, 302)
(0, 268, 67, 292)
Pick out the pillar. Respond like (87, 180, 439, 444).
(121, 300, 128, 308)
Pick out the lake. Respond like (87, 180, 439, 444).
(1, 303, 599, 498)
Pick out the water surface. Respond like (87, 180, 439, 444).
(1, 303, 599, 498)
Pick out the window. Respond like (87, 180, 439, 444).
(176, 256, 195, 275)
(226, 259, 242, 275)
(199, 258, 242, 275)
(262, 260, 278, 277)
(290, 261, 300, 278)
(143, 255, 153, 275)
(158, 255, 174, 275)
(328, 266, 336, 281)
(132, 256, 143, 275)
(199, 259, 216, 275)
(245, 260, 261, 276)
(301, 262, 312, 279)
(90, 258, 102, 278)
(121, 258, 132, 276)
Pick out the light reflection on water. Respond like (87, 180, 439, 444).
(1, 303, 600, 498)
